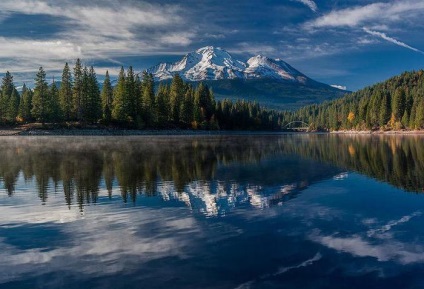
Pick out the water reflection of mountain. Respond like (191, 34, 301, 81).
(0, 134, 423, 214)
(0, 136, 343, 214)
(154, 181, 306, 217)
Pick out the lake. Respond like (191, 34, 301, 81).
(1, 134, 424, 289)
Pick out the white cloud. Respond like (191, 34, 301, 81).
(306, 1, 424, 28)
(363, 28, 424, 54)
(0, 0, 193, 73)
(229, 42, 278, 56)
(294, 0, 318, 12)
(331, 84, 347, 90)
(356, 37, 379, 45)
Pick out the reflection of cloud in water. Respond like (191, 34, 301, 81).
(367, 211, 422, 238)
(333, 172, 349, 180)
(310, 211, 424, 265)
(0, 205, 204, 284)
(234, 253, 322, 289)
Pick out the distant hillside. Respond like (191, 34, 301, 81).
(202, 78, 346, 110)
(292, 70, 424, 131)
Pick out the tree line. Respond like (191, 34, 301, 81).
(0, 60, 284, 130)
(290, 70, 424, 131)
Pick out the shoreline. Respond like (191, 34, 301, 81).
(0, 127, 424, 136)
(330, 130, 424, 135)
(0, 128, 291, 136)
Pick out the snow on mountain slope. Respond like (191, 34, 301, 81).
(147, 46, 311, 84)
(148, 46, 246, 81)
(244, 55, 308, 83)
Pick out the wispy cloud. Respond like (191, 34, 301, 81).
(0, 0, 193, 73)
(331, 84, 347, 90)
(306, 0, 424, 28)
(294, 0, 318, 12)
(363, 28, 424, 54)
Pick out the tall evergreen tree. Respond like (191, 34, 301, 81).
(59, 63, 73, 121)
(194, 83, 215, 124)
(81, 66, 90, 121)
(156, 84, 170, 127)
(18, 84, 32, 121)
(125, 66, 137, 121)
(86, 66, 101, 123)
(0, 71, 15, 121)
(415, 97, 424, 129)
(72, 59, 83, 120)
(141, 71, 155, 126)
(392, 87, 406, 121)
(379, 92, 391, 127)
(7, 89, 19, 122)
(101, 71, 113, 123)
(49, 80, 61, 122)
(169, 74, 184, 123)
(180, 86, 194, 126)
(134, 74, 142, 119)
(31, 67, 49, 122)
(112, 67, 127, 122)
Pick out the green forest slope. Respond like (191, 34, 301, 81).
(291, 70, 424, 131)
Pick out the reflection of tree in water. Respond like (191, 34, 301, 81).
(0, 137, 280, 206)
(280, 135, 424, 193)
(0, 135, 423, 211)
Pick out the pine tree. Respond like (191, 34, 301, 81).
(156, 84, 169, 127)
(73, 59, 83, 120)
(141, 71, 155, 126)
(112, 67, 127, 122)
(169, 74, 184, 123)
(31, 67, 49, 123)
(379, 92, 390, 127)
(194, 83, 215, 124)
(415, 97, 424, 129)
(134, 74, 142, 118)
(49, 80, 61, 122)
(409, 99, 417, 129)
(180, 86, 194, 125)
(86, 66, 101, 123)
(0, 71, 15, 121)
(18, 84, 33, 122)
(78, 66, 88, 122)
(101, 71, 113, 123)
(125, 66, 137, 121)
(59, 63, 73, 121)
(392, 87, 406, 121)
(7, 89, 19, 122)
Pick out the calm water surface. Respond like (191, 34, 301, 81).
(1, 134, 424, 289)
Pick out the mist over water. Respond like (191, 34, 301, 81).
(1, 134, 424, 288)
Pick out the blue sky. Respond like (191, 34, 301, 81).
(0, 0, 424, 90)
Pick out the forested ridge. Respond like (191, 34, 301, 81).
(0, 60, 284, 130)
(291, 70, 424, 131)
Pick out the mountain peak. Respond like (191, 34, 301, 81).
(147, 46, 308, 84)
(195, 46, 224, 54)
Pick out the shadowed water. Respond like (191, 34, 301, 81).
(0, 134, 424, 289)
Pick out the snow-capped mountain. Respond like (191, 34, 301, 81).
(147, 46, 310, 83)
(147, 46, 347, 110)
